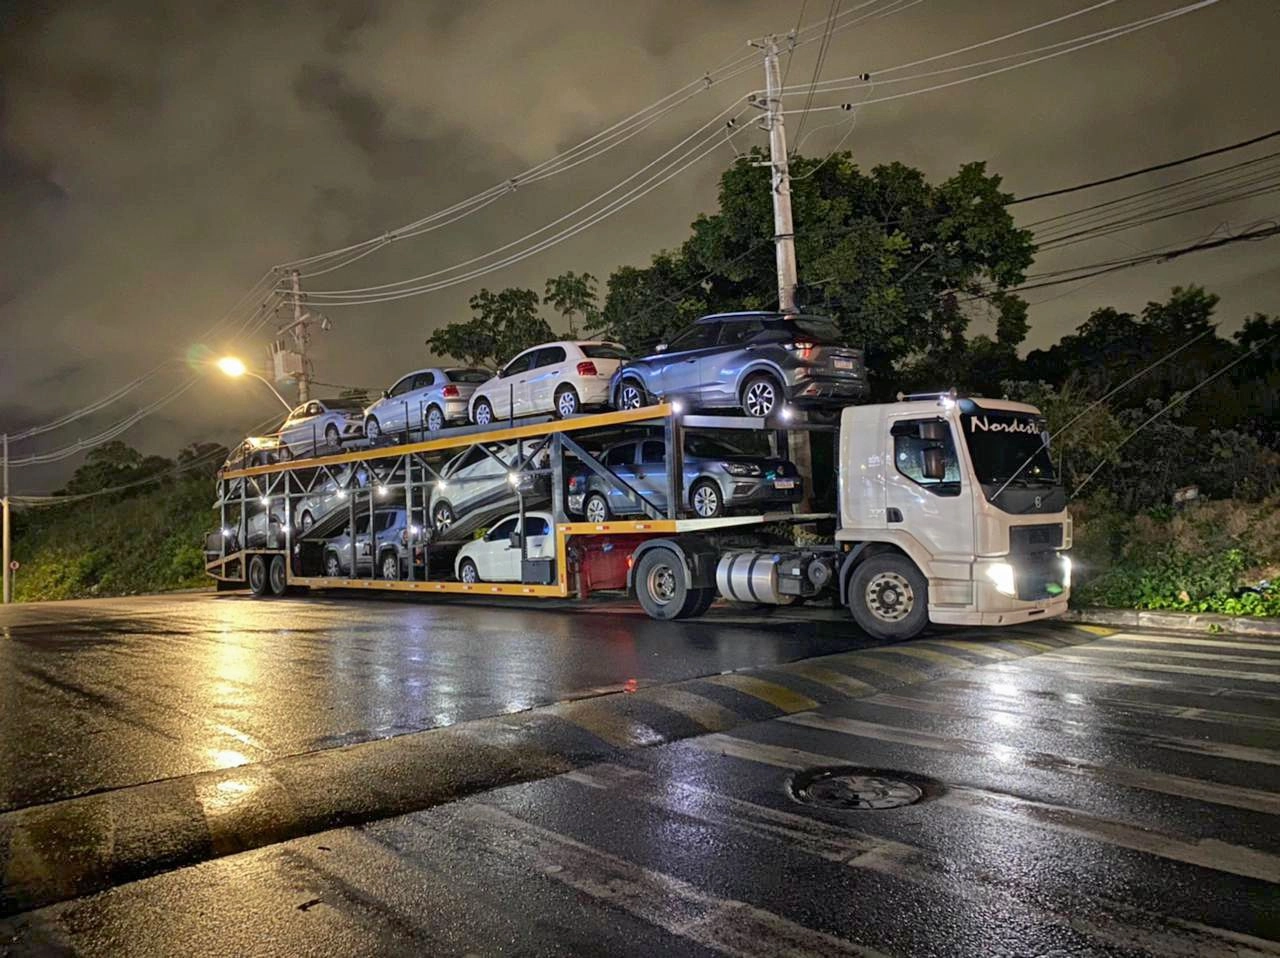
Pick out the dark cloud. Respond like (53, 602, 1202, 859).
(1, 0, 1277, 492)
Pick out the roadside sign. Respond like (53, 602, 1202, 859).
(8, 560, 18, 571)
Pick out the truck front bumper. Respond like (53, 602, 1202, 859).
(929, 573, 1070, 627)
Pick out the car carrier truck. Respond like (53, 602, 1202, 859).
(205, 394, 1071, 640)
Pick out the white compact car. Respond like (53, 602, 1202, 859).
(467, 341, 630, 425)
(276, 399, 366, 460)
(455, 511, 556, 583)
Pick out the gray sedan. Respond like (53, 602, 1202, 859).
(566, 434, 802, 520)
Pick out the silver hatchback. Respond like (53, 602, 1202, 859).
(610, 312, 867, 417)
(363, 367, 492, 441)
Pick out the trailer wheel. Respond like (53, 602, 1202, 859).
(248, 555, 270, 596)
(635, 548, 691, 620)
(268, 555, 288, 596)
(847, 553, 928, 640)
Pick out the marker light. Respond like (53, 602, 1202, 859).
(1059, 555, 1072, 589)
(941, 396, 956, 410)
(222, 527, 233, 537)
(507, 472, 520, 487)
(780, 406, 794, 421)
(986, 562, 1016, 597)
(260, 496, 270, 506)
(671, 400, 685, 415)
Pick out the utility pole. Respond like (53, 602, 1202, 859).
(3, 433, 10, 604)
(760, 37, 812, 511)
(289, 269, 311, 403)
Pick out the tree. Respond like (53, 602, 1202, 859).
(426, 287, 553, 367)
(544, 271, 599, 338)
(594, 150, 1036, 394)
(60, 441, 174, 496)
(178, 442, 229, 478)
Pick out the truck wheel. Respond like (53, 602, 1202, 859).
(635, 548, 691, 620)
(248, 554, 269, 596)
(847, 554, 929, 640)
(686, 587, 717, 618)
(268, 555, 288, 596)
(584, 493, 610, 523)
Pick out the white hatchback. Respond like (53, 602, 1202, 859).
(455, 512, 556, 583)
(467, 341, 630, 425)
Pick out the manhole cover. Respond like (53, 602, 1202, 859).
(789, 766, 927, 810)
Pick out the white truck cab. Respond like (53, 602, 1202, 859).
(834, 395, 1071, 635)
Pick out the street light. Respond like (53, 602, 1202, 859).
(216, 356, 293, 412)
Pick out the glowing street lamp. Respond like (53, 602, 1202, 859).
(216, 356, 292, 412)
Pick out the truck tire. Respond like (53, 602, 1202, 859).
(847, 553, 928, 640)
(686, 587, 717, 618)
(248, 554, 270, 597)
(268, 555, 288, 596)
(634, 547, 691, 620)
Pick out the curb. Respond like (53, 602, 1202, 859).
(0, 623, 1101, 917)
(1063, 607, 1280, 638)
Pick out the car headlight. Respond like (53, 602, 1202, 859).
(1059, 555, 1072, 589)
(986, 562, 1016, 597)
(722, 462, 762, 477)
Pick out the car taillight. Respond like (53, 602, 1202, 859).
(441, 384, 459, 398)
(577, 361, 598, 376)
(568, 475, 584, 491)
(785, 340, 816, 351)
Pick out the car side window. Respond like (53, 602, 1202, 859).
(534, 346, 566, 368)
(412, 372, 435, 390)
(488, 517, 518, 541)
(502, 353, 535, 378)
(603, 443, 635, 467)
(640, 440, 666, 464)
(666, 323, 719, 352)
(306, 402, 322, 416)
(524, 517, 550, 537)
(379, 513, 399, 531)
(718, 321, 763, 346)
(892, 418, 961, 496)
(389, 376, 414, 398)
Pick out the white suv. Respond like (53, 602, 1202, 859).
(467, 341, 630, 425)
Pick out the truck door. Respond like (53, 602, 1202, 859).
(885, 416, 975, 569)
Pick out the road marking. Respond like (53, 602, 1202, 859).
(1072, 645, 1280, 667)
(864, 692, 1280, 767)
(1101, 633, 1280, 653)
(1074, 624, 1120, 636)
(780, 663, 877, 698)
(779, 713, 1280, 815)
(874, 645, 975, 671)
(685, 735, 1280, 883)
(836, 655, 930, 684)
(702, 674, 818, 713)
(928, 639, 1019, 661)
(572, 764, 1280, 957)
(548, 701, 666, 749)
(642, 687, 746, 732)
(1038, 653, 1280, 684)
(454, 802, 888, 957)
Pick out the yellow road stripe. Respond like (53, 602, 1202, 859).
(783, 663, 878, 697)
(1007, 637, 1056, 652)
(842, 654, 929, 684)
(703, 674, 818, 713)
(878, 645, 974, 671)
(1079, 646, 1280, 667)
(930, 638, 1020, 661)
(1041, 654, 1280, 684)
(1075, 624, 1119, 636)
(642, 687, 745, 732)
(549, 701, 665, 749)
(1103, 633, 1280, 653)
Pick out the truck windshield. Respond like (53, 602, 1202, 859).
(960, 408, 1057, 486)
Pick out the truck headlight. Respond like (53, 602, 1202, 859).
(1059, 555, 1072, 589)
(986, 562, 1016, 597)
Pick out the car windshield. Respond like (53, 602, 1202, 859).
(446, 369, 491, 384)
(684, 435, 746, 459)
(960, 407, 1058, 486)
(763, 316, 842, 344)
(323, 398, 367, 412)
(580, 344, 630, 360)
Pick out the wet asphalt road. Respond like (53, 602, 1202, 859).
(0, 592, 862, 812)
(2, 624, 1277, 956)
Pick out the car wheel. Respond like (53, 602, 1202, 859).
(380, 552, 400, 580)
(616, 379, 647, 410)
(690, 479, 723, 518)
(426, 405, 445, 432)
(433, 501, 455, 532)
(584, 492, 610, 523)
(741, 373, 782, 418)
(276, 445, 292, 462)
(365, 416, 382, 442)
(300, 511, 314, 533)
(324, 553, 343, 578)
(268, 555, 288, 596)
(634, 548, 690, 621)
(847, 553, 929, 640)
(473, 399, 493, 426)
(555, 385, 580, 419)
(248, 554, 269, 596)
(325, 424, 341, 447)
(459, 558, 480, 584)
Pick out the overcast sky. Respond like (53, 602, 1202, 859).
(2, 0, 1277, 491)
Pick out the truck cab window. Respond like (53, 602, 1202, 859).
(892, 418, 961, 496)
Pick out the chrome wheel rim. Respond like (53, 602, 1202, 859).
(620, 385, 642, 409)
(366, 419, 380, 440)
(646, 563, 678, 605)
(693, 485, 719, 517)
(461, 562, 477, 584)
(585, 497, 607, 523)
(427, 409, 443, 431)
(325, 556, 341, 577)
(269, 560, 286, 594)
(558, 390, 577, 417)
(745, 381, 777, 417)
(475, 404, 491, 425)
(249, 560, 266, 592)
(865, 572, 915, 623)
(434, 506, 453, 530)
(382, 555, 398, 580)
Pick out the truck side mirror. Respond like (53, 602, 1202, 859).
(921, 447, 947, 481)
(918, 421, 947, 441)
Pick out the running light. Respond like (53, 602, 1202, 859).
(671, 400, 684, 415)
(986, 562, 1016, 597)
